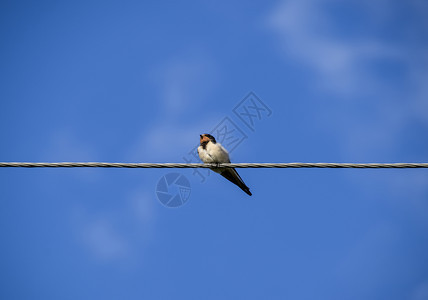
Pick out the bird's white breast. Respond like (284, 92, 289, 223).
(206, 142, 230, 163)
(198, 141, 230, 164)
(198, 146, 214, 163)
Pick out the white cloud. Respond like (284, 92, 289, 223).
(334, 222, 401, 295)
(266, 0, 402, 95)
(150, 55, 218, 117)
(69, 55, 220, 265)
(72, 189, 158, 266)
(128, 55, 220, 161)
(411, 279, 428, 300)
(41, 129, 101, 182)
(81, 217, 131, 262)
(127, 118, 217, 162)
(266, 0, 428, 220)
(266, 0, 428, 154)
(128, 189, 157, 227)
(43, 129, 97, 161)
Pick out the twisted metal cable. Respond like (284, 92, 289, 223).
(0, 162, 427, 168)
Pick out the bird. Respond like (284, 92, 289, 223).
(197, 134, 252, 196)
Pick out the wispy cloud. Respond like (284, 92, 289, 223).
(411, 279, 428, 300)
(128, 189, 157, 228)
(334, 222, 400, 296)
(266, 0, 404, 95)
(128, 55, 219, 161)
(72, 55, 219, 266)
(266, 0, 428, 220)
(72, 189, 158, 266)
(150, 55, 219, 118)
(42, 129, 97, 161)
(81, 217, 131, 262)
(266, 0, 428, 154)
(41, 129, 101, 182)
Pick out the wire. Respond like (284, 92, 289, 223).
(0, 162, 427, 168)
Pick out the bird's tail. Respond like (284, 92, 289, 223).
(220, 168, 252, 196)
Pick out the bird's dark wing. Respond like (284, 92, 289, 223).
(219, 168, 252, 196)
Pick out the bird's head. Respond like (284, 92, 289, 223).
(200, 134, 216, 145)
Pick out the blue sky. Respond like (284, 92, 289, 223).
(1, 0, 428, 299)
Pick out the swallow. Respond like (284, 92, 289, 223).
(197, 134, 252, 196)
